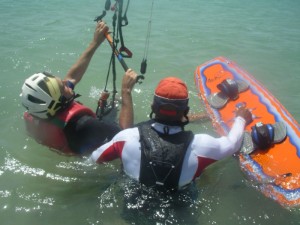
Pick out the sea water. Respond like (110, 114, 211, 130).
(0, 0, 299, 224)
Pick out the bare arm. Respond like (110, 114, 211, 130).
(119, 69, 138, 129)
(189, 112, 210, 122)
(64, 21, 109, 85)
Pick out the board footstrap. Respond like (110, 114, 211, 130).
(207, 79, 249, 109)
(240, 121, 287, 154)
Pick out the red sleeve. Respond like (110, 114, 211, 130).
(96, 141, 126, 163)
(193, 156, 216, 180)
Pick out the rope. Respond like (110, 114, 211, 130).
(140, 0, 154, 74)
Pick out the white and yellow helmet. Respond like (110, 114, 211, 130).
(21, 72, 62, 119)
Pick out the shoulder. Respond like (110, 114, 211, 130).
(113, 127, 140, 140)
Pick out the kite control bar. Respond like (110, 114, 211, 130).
(105, 33, 144, 83)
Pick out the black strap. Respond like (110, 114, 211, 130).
(217, 79, 239, 100)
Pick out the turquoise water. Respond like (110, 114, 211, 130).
(1, 0, 300, 224)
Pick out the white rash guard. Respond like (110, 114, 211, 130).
(90, 117, 246, 189)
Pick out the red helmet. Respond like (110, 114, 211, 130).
(152, 77, 189, 118)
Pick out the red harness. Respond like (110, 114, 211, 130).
(24, 101, 96, 154)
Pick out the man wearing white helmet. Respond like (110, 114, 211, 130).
(21, 21, 138, 155)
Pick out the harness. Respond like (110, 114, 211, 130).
(138, 121, 193, 191)
(24, 101, 96, 154)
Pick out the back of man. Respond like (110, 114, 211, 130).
(90, 77, 250, 191)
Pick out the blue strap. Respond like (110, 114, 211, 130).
(66, 80, 75, 90)
(251, 122, 275, 149)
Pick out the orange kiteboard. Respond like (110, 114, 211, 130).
(194, 56, 300, 208)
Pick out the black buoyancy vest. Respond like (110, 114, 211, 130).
(138, 121, 194, 191)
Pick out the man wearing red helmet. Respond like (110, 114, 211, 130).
(89, 77, 252, 191)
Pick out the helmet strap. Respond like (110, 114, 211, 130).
(61, 93, 81, 107)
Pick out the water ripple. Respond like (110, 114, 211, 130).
(1, 154, 77, 183)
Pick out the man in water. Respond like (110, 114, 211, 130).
(89, 77, 252, 191)
(21, 21, 138, 155)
